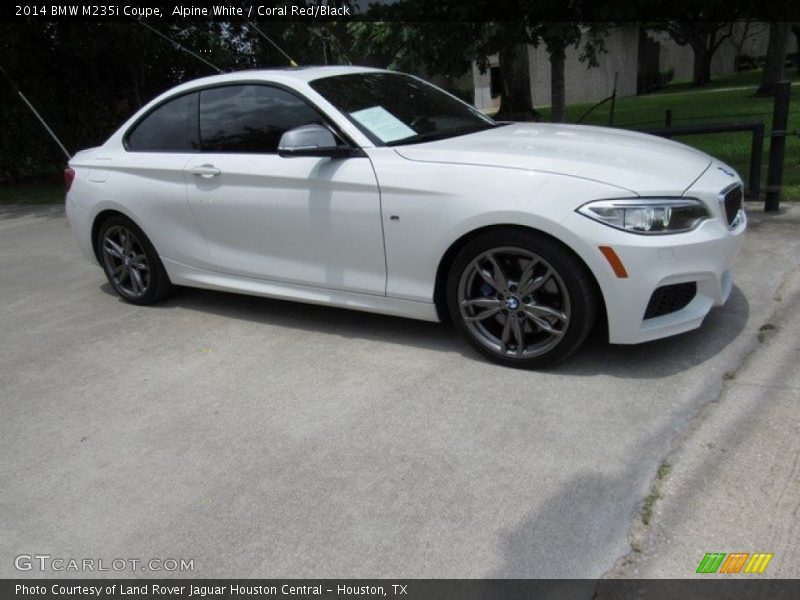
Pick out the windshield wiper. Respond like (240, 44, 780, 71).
(387, 122, 503, 147)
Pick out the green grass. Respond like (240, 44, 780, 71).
(641, 460, 671, 526)
(0, 181, 62, 205)
(644, 69, 770, 95)
(538, 70, 800, 200)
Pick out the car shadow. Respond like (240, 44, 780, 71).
(100, 282, 749, 380)
(100, 282, 462, 356)
(489, 468, 634, 580)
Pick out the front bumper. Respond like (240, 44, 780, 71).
(556, 163, 746, 345)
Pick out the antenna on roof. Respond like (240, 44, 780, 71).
(135, 19, 224, 73)
(0, 64, 71, 160)
(227, 2, 298, 67)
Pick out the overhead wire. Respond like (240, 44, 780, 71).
(135, 19, 224, 73)
(226, 1, 299, 67)
(0, 14, 300, 164)
(0, 63, 72, 160)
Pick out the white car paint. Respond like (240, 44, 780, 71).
(391, 122, 713, 196)
(185, 153, 386, 294)
(66, 66, 745, 345)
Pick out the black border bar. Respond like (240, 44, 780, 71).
(4, 0, 800, 22)
(4, 579, 800, 600)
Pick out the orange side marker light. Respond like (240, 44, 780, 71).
(599, 246, 628, 279)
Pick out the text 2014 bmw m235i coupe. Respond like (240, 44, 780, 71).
(66, 66, 746, 367)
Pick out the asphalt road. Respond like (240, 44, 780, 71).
(1, 203, 798, 579)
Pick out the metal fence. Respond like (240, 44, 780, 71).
(639, 80, 792, 212)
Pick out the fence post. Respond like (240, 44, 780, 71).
(765, 80, 791, 212)
(748, 123, 765, 200)
(608, 72, 618, 126)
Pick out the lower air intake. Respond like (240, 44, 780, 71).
(644, 282, 697, 319)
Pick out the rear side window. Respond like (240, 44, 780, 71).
(200, 85, 322, 153)
(127, 92, 199, 152)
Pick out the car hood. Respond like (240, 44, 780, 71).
(392, 123, 712, 196)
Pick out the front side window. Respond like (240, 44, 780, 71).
(199, 85, 323, 153)
(310, 72, 497, 146)
(127, 92, 200, 152)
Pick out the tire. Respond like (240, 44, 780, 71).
(96, 215, 175, 305)
(446, 229, 597, 368)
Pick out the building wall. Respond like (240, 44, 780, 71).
(472, 61, 499, 112)
(652, 22, 781, 82)
(650, 30, 738, 80)
(473, 26, 640, 111)
(472, 22, 796, 112)
(654, 33, 693, 81)
(528, 25, 639, 107)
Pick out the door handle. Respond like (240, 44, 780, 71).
(189, 164, 221, 178)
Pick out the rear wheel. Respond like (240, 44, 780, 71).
(447, 229, 597, 368)
(97, 216, 174, 305)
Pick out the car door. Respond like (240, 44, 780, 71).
(184, 83, 386, 296)
(120, 91, 210, 267)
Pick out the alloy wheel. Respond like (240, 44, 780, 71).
(101, 225, 150, 298)
(457, 247, 571, 358)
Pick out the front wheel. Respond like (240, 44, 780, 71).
(446, 229, 597, 368)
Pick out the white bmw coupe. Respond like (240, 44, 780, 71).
(66, 66, 746, 367)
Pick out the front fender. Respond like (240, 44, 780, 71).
(367, 148, 624, 305)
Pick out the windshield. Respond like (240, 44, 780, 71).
(309, 72, 498, 146)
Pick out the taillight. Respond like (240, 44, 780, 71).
(64, 167, 75, 192)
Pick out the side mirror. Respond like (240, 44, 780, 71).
(278, 123, 354, 158)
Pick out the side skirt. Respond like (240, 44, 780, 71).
(161, 258, 441, 322)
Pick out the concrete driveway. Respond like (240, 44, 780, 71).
(1, 203, 798, 579)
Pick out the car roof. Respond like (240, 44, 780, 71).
(170, 65, 387, 91)
(253, 65, 386, 81)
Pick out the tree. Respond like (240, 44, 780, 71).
(0, 20, 230, 180)
(730, 20, 768, 72)
(793, 23, 800, 75)
(756, 22, 791, 96)
(348, 20, 536, 118)
(472, 22, 545, 121)
(349, 12, 608, 122)
(477, 20, 607, 122)
(538, 23, 607, 123)
(0, 3, 363, 181)
(222, 0, 356, 68)
(495, 43, 536, 120)
(655, 21, 736, 86)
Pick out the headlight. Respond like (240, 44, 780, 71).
(577, 198, 711, 234)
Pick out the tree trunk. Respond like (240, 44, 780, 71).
(548, 43, 566, 123)
(757, 22, 790, 96)
(791, 23, 800, 75)
(494, 43, 539, 121)
(691, 40, 711, 86)
(733, 21, 751, 73)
